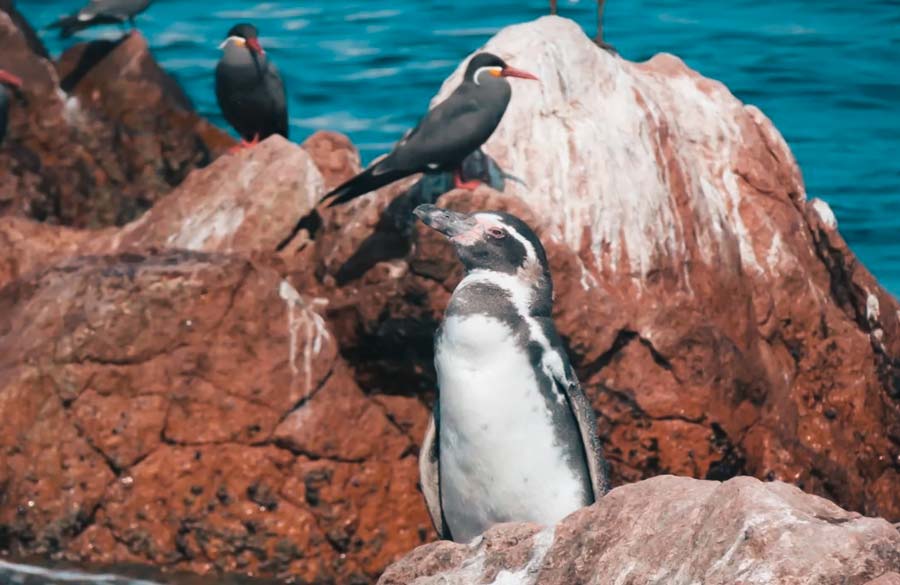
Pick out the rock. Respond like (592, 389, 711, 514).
(378, 475, 900, 585)
(0, 17, 233, 228)
(307, 16, 900, 520)
(302, 130, 362, 191)
(0, 251, 432, 581)
(0, 0, 48, 58)
(0, 136, 323, 289)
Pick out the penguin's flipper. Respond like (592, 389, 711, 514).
(558, 372, 611, 499)
(419, 413, 451, 540)
(541, 320, 610, 499)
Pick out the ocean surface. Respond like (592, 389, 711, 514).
(17, 0, 900, 295)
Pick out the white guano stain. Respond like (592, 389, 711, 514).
(866, 293, 880, 324)
(811, 198, 838, 230)
(167, 204, 245, 250)
(488, 526, 556, 585)
(279, 280, 330, 395)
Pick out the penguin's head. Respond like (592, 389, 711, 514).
(414, 204, 550, 285)
(464, 53, 539, 86)
(220, 23, 265, 55)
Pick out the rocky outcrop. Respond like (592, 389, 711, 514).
(308, 16, 900, 520)
(0, 10, 232, 227)
(1, 10, 899, 585)
(378, 475, 900, 585)
(0, 251, 432, 581)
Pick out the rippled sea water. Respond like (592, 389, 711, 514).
(15, 0, 900, 292)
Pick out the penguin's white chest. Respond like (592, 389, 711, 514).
(435, 313, 590, 542)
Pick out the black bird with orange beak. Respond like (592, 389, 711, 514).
(320, 52, 537, 207)
(0, 70, 23, 145)
(215, 23, 288, 149)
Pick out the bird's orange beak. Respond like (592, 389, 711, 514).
(246, 37, 265, 55)
(0, 70, 23, 89)
(501, 66, 538, 81)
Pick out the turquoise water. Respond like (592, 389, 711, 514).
(17, 0, 900, 295)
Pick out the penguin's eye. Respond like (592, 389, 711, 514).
(487, 227, 506, 239)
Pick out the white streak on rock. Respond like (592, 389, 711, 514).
(867, 293, 880, 324)
(166, 204, 245, 250)
(488, 526, 556, 585)
(811, 199, 838, 230)
(279, 280, 330, 395)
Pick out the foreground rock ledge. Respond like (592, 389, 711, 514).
(379, 476, 900, 585)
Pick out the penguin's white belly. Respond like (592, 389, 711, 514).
(435, 313, 589, 543)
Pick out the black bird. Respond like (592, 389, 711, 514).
(550, 0, 614, 52)
(319, 52, 537, 207)
(48, 0, 152, 38)
(0, 70, 23, 145)
(216, 23, 288, 149)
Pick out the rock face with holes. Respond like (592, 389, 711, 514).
(308, 15, 900, 522)
(378, 475, 900, 585)
(0, 11, 232, 227)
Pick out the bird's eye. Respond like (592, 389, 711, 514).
(487, 227, 506, 239)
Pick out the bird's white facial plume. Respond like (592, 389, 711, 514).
(473, 66, 503, 86)
(218, 36, 246, 50)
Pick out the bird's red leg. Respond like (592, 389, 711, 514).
(550, 0, 557, 14)
(228, 134, 262, 154)
(453, 168, 483, 191)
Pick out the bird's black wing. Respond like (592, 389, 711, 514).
(320, 85, 497, 206)
(264, 62, 289, 139)
(387, 87, 494, 172)
(81, 0, 148, 19)
(539, 318, 610, 499)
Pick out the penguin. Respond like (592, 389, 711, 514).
(413, 204, 609, 543)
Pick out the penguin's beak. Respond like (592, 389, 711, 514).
(414, 205, 478, 239)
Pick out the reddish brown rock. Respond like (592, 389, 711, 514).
(302, 130, 361, 191)
(0, 136, 324, 289)
(0, 251, 433, 581)
(379, 476, 900, 585)
(303, 16, 900, 521)
(0, 13, 233, 228)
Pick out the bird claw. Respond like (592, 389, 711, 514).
(227, 134, 261, 154)
(453, 170, 483, 191)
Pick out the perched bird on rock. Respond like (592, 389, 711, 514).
(48, 0, 153, 38)
(216, 23, 288, 149)
(550, 0, 615, 52)
(414, 204, 609, 543)
(319, 53, 537, 207)
(0, 70, 23, 145)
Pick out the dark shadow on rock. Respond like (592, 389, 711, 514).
(334, 149, 510, 285)
(58, 37, 127, 92)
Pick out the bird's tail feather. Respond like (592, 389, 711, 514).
(47, 15, 84, 38)
(320, 163, 407, 207)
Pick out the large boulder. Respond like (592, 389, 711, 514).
(0, 251, 432, 581)
(0, 136, 323, 289)
(378, 475, 900, 585)
(304, 16, 900, 520)
(0, 12, 232, 228)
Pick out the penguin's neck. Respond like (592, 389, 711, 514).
(458, 268, 551, 318)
